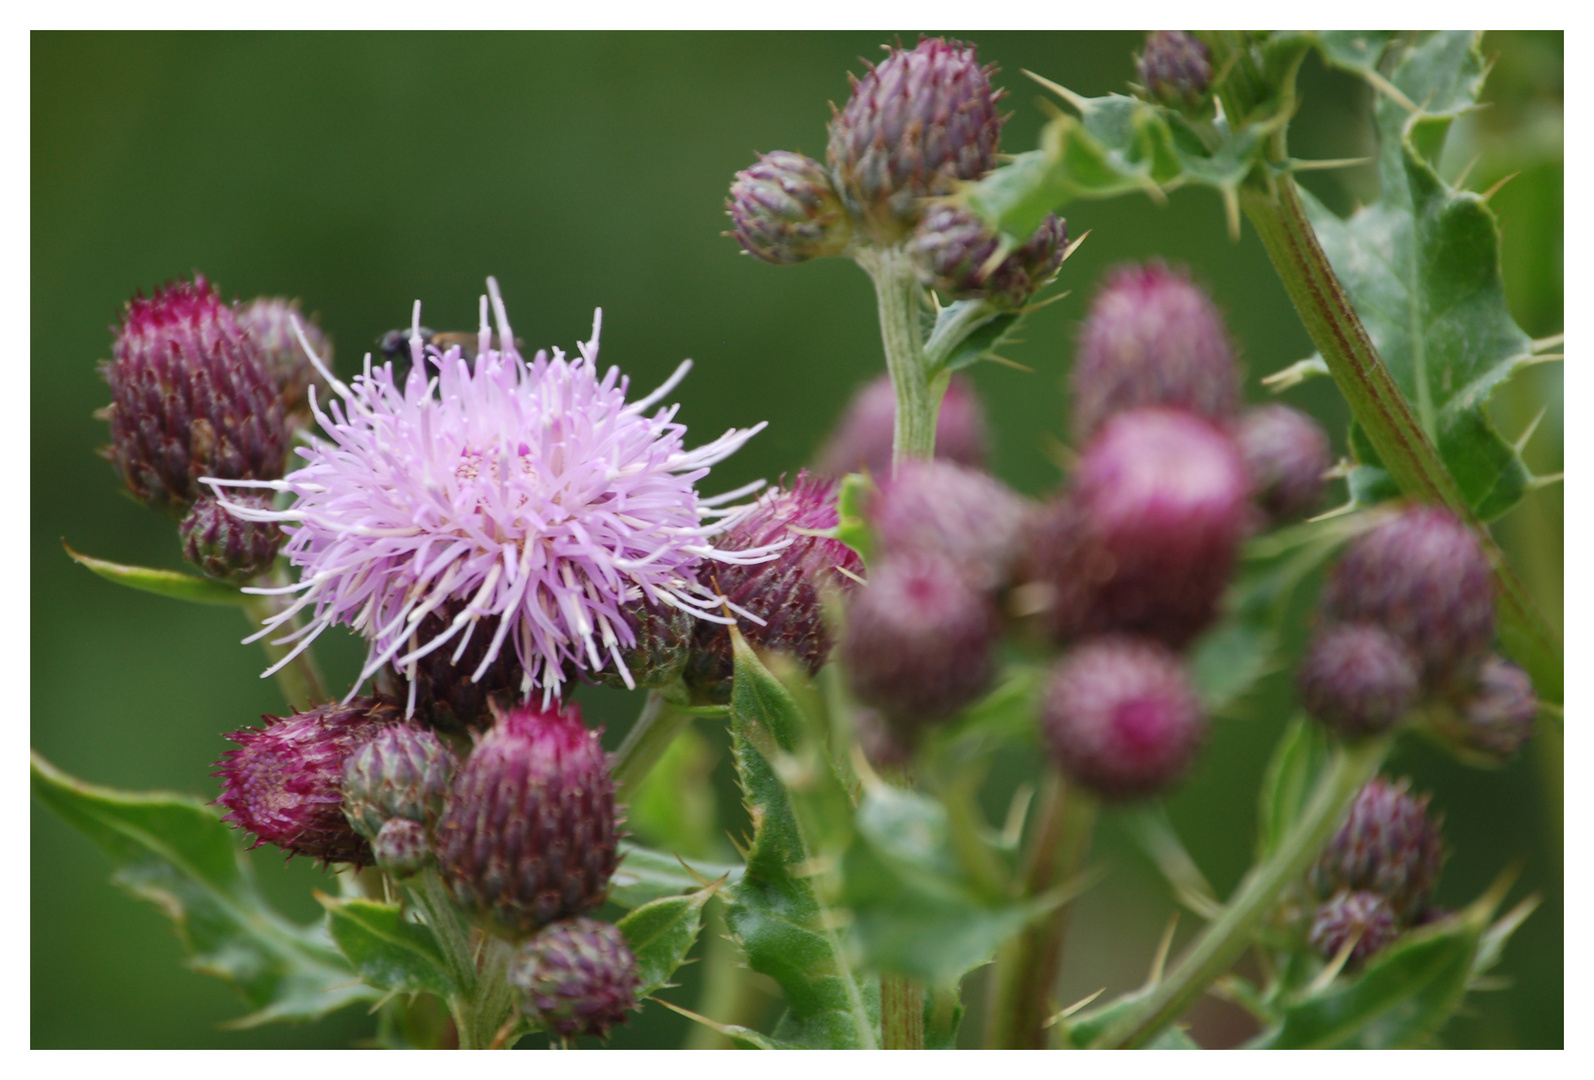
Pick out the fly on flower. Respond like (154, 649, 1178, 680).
(206, 278, 785, 709)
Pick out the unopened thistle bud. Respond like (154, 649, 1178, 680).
(510, 917, 640, 1040)
(214, 697, 401, 866)
(1308, 890, 1400, 971)
(842, 550, 999, 735)
(727, 151, 851, 264)
(867, 458, 1029, 591)
(910, 205, 1066, 308)
(815, 372, 988, 479)
(1321, 506, 1495, 691)
(400, 602, 527, 733)
(372, 817, 431, 879)
(1137, 31, 1213, 109)
(1444, 654, 1538, 761)
(1297, 622, 1420, 738)
(178, 493, 283, 581)
(234, 296, 331, 424)
(1041, 637, 1207, 800)
(1238, 404, 1333, 524)
(1070, 262, 1240, 443)
(595, 599, 693, 691)
(100, 276, 288, 515)
(340, 722, 457, 839)
(435, 702, 618, 937)
(1311, 777, 1444, 920)
(828, 37, 1005, 238)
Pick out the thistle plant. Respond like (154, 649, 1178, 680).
(35, 30, 1558, 1051)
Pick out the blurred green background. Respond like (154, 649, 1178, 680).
(31, 31, 1562, 1048)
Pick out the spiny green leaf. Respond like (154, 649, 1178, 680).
(63, 541, 249, 606)
(1256, 716, 1331, 861)
(936, 308, 1022, 374)
(609, 842, 743, 910)
(1061, 987, 1201, 1049)
(616, 885, 713, 999)
(318, 896, 453, 998)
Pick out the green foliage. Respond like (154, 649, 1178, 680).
(318, 896, 453, 998)
(63, 541, 248, 606)
(30, 752, 376, 1028)
(625, 725, 724, 861)
(833, 472, 877, 565)
(930, 302, 1023, 375)
(1256, 716, 1332, 861)
(609, 842, 743, 911)
(1060, 988, 1200, 1049)
(616, 886, 714, 999)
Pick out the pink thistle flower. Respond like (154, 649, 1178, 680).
(209, 278, 783, 707)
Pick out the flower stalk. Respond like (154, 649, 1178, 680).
(611, 689, 695, 801)
(856, 246, 942, 466)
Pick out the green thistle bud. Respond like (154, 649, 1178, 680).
(340, 722, 457, 840)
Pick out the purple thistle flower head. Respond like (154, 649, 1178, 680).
(1311, 777, 1444, 920)
(210, 279, 783, 708)
(510, 916, 640, 1040)
(1308, 890, 1400, 971)
(235, 295, 332, 426)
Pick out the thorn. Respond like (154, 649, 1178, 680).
(1307, 499, 1360, 523)
(488, 1017, 522, 1050)
(1527, 471, 1563, 492)
(1514, 406, 1547, 452)
(1001, 782, 1036, 848)
(1222, 185, 1241, 242)
(1479, 171, 1521, 204)
(1287, 156, 1374, 173)
(1042, 987, 1106, 1027)
(1362, 69, 1419, 112)
(1261, 355, 1330, 390)
(1452, 152, 1482, 190)
(1146, 912, 1181, 987)
(1021, 69, 1091, 113)
(982, 354, 1034, 372)
(833, 564, 868, 587)
(1532, 332, 1565, 352)
(1021, 289, 1072, 314)
(1522, 352, 1563, 366)
(1060, 228, 1091, 262)
(1305, 928, 1363, 995)
(1034, 94, 1067, 122)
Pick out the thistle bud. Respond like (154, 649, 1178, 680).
(214, 697, 401, 866)
(234, 296, 331, 424)
(867, 458, 1029, 591)
(340, 722, 457, 839)
(372, 817, 431, 879)
(842, 550, 999, 734)
(727, 151, 851, 265)
(1321, 506, 1495, 691)
(684, 472, 863, 702)
(1308, 890, 1400, 971)
(509, 917, 639, 1040)
(828, 37, 1005, 238)
(434, 702, 618, 937)
(1445, 654, 1537, 761)
(178, 493, 283, 581)
(1041, 637, 1206, 800)
(1238, 404, 1333, 524)
(400, 603, 526, 733)
(1311, 777, 1444, 920)
(1137, 31, 1213, 109)
(910, 205, 1066, 308)
(1070, 262, 1240, 443)
(1297, 622, 1420, 738)
(814, 372, 989, 479)
(595, 599, 693, 691)
(100, 276, 288, 515)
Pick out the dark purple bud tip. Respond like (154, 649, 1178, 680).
(234, 296, 332, 425)
(910, 206, 1066, 308)
(828, 37, 1005, 237)
(1308, 890, 1400, 971)
(435, 701, 618, 937)
(179, 493, 283, 581)
(1138, 31, 1213, 109)
(341, 722, 457, 839)
(1322, 505, 1495, 692)
(1447, 654, 1538, 761)
(400, 602, 526, 733)
(868, 458, 1029, 591)
(814, 372, 988, 480)
(214, 697, 402, 866)
(372, 817, 431, 879)
(727, 151, 851, 265)
(1041, 636, 1207, 800)
(842, 550, 999, 734)
(510, 916, 640, 1041)
(1238, 404, 1333, 524)
(1071, 261, 1240, 443)
(1311, 777, 1444, 920)
(101, 275, 288, 515)
(595, 599, 693, 692)
(1297, 622, 1420, 738)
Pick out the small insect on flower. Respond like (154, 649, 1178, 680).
(208, 278, 786, 708)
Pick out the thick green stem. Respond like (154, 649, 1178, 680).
(241, 568, 326, 710)
(1092, 736, 1390, 1049)
(407, 871, 517, 1050)
(856, 246, 938, 467)
(985, 771, 1096, 1048)
(612, 688, 694, 801)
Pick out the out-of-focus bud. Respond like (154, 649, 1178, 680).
(1308, 890, 1400, 971)
(1238, 404, 1333, 524)
(1321, 506, 1495, 692)
(509, 917, 640, 1041)
(727, 151, 851, 265)
(910, 205, 1066, 308)
(434, 702, 618, 937)
(178, 492, 284, 581)
(1137, 31, 1213, 109)
(1311, 777, 1444, 920)
(100, 276, 288, 515)
(399, 603, 527, 733)
(868, 459, 1029, 591)
(828, 37, 1005, 238)
(842, 550, 999, 737)
(595, 599, 693, 691)
(853, 707, 915, 771)
(1297, 622, 1420, 738)
(814, 373, 989, 479)
(1070, 262, 1240, 443)
(1443, 654, 1538, 761)
(1040, 636, 1206, 800)
(214, 697, 401, 866)
(372, 817, 431, 879)
(234, 296, 331, 424)
(340, 722, 457, 840)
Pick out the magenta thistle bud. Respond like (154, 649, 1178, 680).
(1308, 890, 1400, 971)
(1446, 654, 1538, 761)
(434, 701, 618, 937)
(814, 372, 988, 479)
(727, 150, 851, 265)
(685, 472, 864, 701)
(214, 697, 401, 866)
(340, 722, 457, 839)
(595, 599, 693, 691)
(828, 37, 1005, 237)
(1070, 262, 1240, 443)
(910, 205, 1066, 308)
(234, 295, 331, 424)
(99, 275, 288, 515)
(179, 493, 284, 581)
(841, 550, 999, 733)
(1137, 31, 1213, 109)
(868, 458, 1029, 591)
(372, 817, 431, 878)
(1296, 622, 1420, 738)
(1238, 404, 1333, 524)
(1311, 777, 1444, 920)
(1321, 505, 1495, 691)
(510, 916, 640, 1040)
(1041, 637, 1207, 800)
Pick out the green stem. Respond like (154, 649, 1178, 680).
(856, 246, 939, 467)
(611, 688, 694, 802)
(985, 771, 1096, 1048)
(406, 871, 517, 1049)
(881, 973, 925, 1049)
(242, 565, 326, 710)
(1092, 736, 1390, 1049)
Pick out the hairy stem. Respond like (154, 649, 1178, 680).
(406, 871, 516, 1049)
(612, 688, 694, 801)
(241, 565, 325, 710)
(881, 973, 925, 1049)
(856, 246, 939, 467)
(1092, 735, 1390, 1049)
